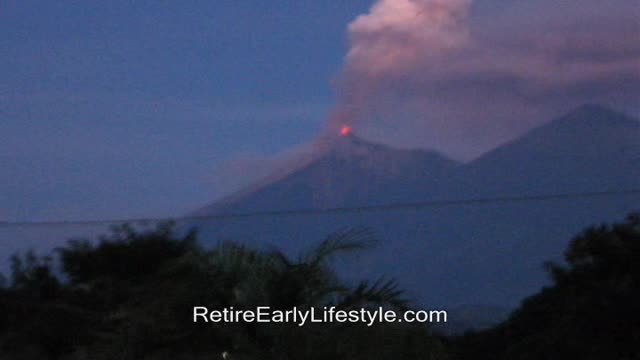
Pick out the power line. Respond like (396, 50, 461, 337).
(1, 189, 639, 229)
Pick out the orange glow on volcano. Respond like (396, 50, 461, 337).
(340, 126, 353, 136)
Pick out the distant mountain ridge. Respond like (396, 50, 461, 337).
(462, 104, 640, 196)
(191, 104, 640, 311)
(200, 104, 638, 213)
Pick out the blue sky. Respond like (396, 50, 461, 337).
(2, 1, 368, 220)
(1, 0, 638, 222)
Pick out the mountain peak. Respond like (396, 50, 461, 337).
(470, 104, 639, 168)
(552, 103, 639, 130)
(322, 130, 390, 156)
(196, 131, 459, 215)
(325, 130, 454, 165)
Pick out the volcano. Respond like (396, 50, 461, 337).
(196, 130, 459, 215)
(191, 104, 640, 311)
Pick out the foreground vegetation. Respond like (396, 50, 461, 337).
(0, 225, 447, 359)
(453, 213, 640, 360)
(0, 213, 638, 359)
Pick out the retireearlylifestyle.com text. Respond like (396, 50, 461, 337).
(194, 306, 447, 327)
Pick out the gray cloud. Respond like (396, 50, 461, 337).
(326, 0, 640, 159)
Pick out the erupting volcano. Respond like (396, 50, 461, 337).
(192, 105, 640, 309)
(340, 126, 353, 136)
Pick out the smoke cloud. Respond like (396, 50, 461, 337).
(327, 0, 640, 159)
(329, 0, 472, 130)
(211, 1, 638, 200)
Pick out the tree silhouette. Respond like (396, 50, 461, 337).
(454, 213, 640, 360)
(0, 224, 448, 360)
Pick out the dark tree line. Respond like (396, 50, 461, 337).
(1, 213, 638, 359)
(454, 213, 640, 360)
(0, 224, 447, 359)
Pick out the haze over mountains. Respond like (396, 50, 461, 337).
(191, 104, 640, 308)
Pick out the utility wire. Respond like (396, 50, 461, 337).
(1, 189, 639, 229)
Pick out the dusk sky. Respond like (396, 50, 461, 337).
(1, 0, 639, 222)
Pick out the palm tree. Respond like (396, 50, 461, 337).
(206, 228, 412, 359)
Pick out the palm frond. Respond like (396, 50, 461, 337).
(305, 227, 377, 267)
(340, 277, 408, 310)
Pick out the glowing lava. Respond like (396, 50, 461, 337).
(340, 126, 353, 136)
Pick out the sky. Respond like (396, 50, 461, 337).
(1, 0, 639, 222)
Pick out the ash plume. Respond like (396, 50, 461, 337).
(216, 0, 639, 196)
(328, 0, 473, 131)
(324, 0, 639, 159)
